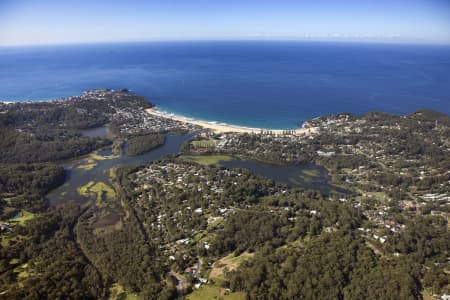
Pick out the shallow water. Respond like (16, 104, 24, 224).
(46, 134, 192, 205)
(47, 134, 347, 206)
(221, 158, 348, 194)
(80, 126, 110, 137)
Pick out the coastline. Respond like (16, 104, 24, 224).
(146, 107, 318, 135)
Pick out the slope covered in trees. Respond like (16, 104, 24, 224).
(126, 133, 165, 156)
(227, 231, 422, 300)
(0, 91, 448, 299)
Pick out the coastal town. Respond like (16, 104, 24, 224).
(1, 0, 450, 297)
(67, 89, 199, 134)
(0, 89, 199, 136)
(0, 90, 448, 299)
(110, 101, 449, 298)
(174, 107, 450, 290)
(124, 159, 357, 295)
(127, 161, 275, 283)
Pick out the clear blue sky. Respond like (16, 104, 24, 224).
(0, 0, 449, 45)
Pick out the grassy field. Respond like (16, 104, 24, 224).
(187, 285, 245, 300)
(92, 209, 124, 236)
(0, 211, 34, 247)
(78, 181, 95, 195)
(182, 155, 234, 166)
(301, 168, 321, 177)
(90, 182, 116, 205)
(209, 252, 254, 281)
(341, 168, 353, 174)
(89, 151, 120, 161)
(1, 234, 27, 247)
(109, 283, 140, 300)
(77, 158, 98, 170)
(207, 217, 224, 229)
(192, 231, 207, 244)
(3, 197, 13, 203)
(422, 289, 435, 300)
(296, 168, 322, 184)
(10, 211, 36, 226)
(356, 191, 388, 204)
(77, 181, 116, 206)
(13, 263, 37, 279)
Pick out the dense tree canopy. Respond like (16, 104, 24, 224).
(126, 133, 165, 156)
(227, 231, 422, 300)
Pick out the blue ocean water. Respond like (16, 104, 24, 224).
(0, 41, 449, 129)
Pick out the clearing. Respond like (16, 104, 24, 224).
(209, 252, 254, 281)
(187, 285, 245, 300)
(182, 155, 234, 166)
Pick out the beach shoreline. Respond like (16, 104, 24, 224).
(146, 107, 317, 135)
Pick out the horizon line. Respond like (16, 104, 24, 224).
(1, 38, 450, 48)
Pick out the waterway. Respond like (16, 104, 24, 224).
(221, 158, 349, 195)
(47, 134, 348, 206)
(80, 126, 111, 138)
(46, 133, 192, 205)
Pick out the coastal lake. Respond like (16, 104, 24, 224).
(80, 126, 111, 138)
(46, 134, 191, 205)
(221, 158, 348, 195)
(47, 134, 347, 205)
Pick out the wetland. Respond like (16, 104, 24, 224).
(47, 135, 347, 206)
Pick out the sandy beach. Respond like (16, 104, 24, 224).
(146, 107, 317, 135)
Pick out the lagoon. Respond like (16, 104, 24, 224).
(47, 134, 347, 206)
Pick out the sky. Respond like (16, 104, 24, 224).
(0, 0, 449, 46)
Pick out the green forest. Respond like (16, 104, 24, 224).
(126, 134, 165, 156)
(0, 91, 448, 299)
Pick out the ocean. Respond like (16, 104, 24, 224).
(0, 41, 449, 129)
